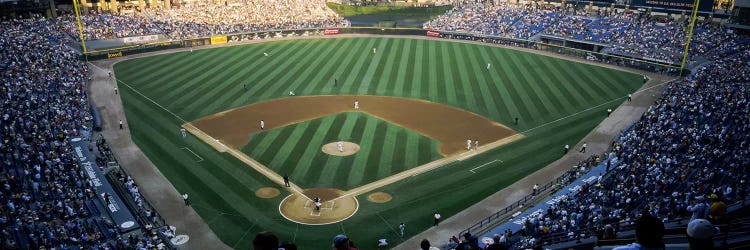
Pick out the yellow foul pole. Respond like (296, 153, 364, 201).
(72, 0, 88, 55)
(679, 0, 701, 77)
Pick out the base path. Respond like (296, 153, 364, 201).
(87, 34, 671, 250)
(188, 95, 519, 156)
(185, 95, 523, 224)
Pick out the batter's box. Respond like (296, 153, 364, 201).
(304, 200, 335, 209)
(185, 95, 525, 224)
(321, 201, 335, 210)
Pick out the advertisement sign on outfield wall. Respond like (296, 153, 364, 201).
(123, 35, 159, 44)
(426, 30, 440, 38)
(324, 29, 340, 35)
(210, 36, 228, 45)
(107, 51, 123, 59)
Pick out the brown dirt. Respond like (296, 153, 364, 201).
(366, 192, 392, 203)
(189, 95, 517, 156)
(321, 141, 360, 156)
(185, 94, 523, 223)
(255, 187, 280, 198)
(278, 188, 358, 225)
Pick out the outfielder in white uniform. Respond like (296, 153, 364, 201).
(487, 63, 491, 69)
(180, 128, 186, 138)
(373, 48, 376, 54)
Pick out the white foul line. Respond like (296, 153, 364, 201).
(469, 159, 502, 173)
(88, 62, 190, 124)
(181, 147, 204, 162)
(521, 79, 673, 134)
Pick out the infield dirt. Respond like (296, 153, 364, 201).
(189, 95, 517, 156)
(186, 95, 521, 224)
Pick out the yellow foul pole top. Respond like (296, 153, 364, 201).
(72, 0, 88, 54)
(679, 0, 701, 77)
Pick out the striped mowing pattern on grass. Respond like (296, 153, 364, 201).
(240, 112, 441, 190)
(114, 37, 644, 249)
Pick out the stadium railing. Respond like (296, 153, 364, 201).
(95, 137, 176, 249)
(456, 163, 587, 238)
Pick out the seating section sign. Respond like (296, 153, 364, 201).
(70, 138, 140, 232)
(478, 158, 619, 248)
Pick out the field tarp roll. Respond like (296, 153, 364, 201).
(90, 104, 102, 132)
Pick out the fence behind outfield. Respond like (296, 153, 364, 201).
(81, 27, 687, 75)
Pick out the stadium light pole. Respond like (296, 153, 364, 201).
(72, 0, 89, 62)
(679, 0, 701, 78)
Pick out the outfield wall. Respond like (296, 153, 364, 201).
(85, 27, 684, 75)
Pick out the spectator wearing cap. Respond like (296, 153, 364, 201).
(708, 194, 727, 225)
(252, 231, 278, 250)
(420, 238, 440, 250)
(486, 234, 509, 250)
(333, 234, 357, 250)
(687, 196, 709, 221)
(455, 232, 480, 250)
(686, 219, 715, 250)
(612, 213, 664, 250)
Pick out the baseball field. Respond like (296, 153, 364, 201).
(113, 37, 644, 249)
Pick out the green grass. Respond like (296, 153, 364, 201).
(326, 2, 452, 17)
(240, 112, 441, 190)
(114, 37, 644, 249)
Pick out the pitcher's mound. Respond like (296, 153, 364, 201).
(279, 188, 358, 225)
(255, 187, 280, 198)
(322, 142, 360, 156)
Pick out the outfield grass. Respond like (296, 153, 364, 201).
(241, 112, 441, 190)
(114, 37, 644, 249)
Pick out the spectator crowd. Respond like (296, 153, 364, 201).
(498, 37, 750, 250)
(0, 14, 172, 249)
(1, 1, 749, 249)
(425, 1, 739, 66)
(56, 0, 348, 41)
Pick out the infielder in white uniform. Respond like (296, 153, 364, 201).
(467, 139, 472, 150)
(354, 100, 359, 110)
(337, 141, 344, 152)
(260, 120, 265, 130)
